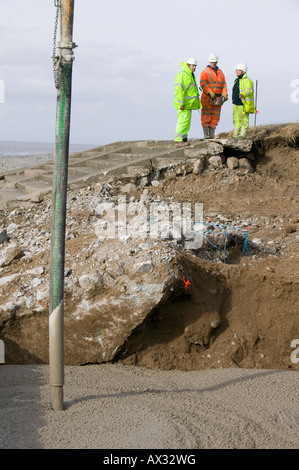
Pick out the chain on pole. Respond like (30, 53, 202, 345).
(52, 1, 61, 89)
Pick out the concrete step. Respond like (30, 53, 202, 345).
(16, 180, 52, 194)
(4, 169, 48, 184)
(0, 140, 191, 203)
(18, 167, 104, 188)
(0, 188, 30, 201)
(113, 146, 170, 156)
(4, 174, 30, 184)
(39, 174, 53, 185)
(84, 159, 126, 170)
(100, 157, 154, 177)
(67, 166, 98, 178)
(38, 164, 53, 172)
(69, 151, 103, 160)
(68, 147, 131, 163)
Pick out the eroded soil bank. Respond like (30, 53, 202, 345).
(1, 123, 298, 372)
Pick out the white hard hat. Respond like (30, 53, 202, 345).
(186, 57, 197, 65)
(236, 63, 247, 72)
(209, 53, 219, 62)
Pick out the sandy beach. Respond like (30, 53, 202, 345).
(0, 364, 298, 449)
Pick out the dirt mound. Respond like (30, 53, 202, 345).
(219, 122, 299, 149)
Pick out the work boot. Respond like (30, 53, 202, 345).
(203, 127, 210, 139)
(209, 127, 215, 139)
(175, 141, 190, 148)
(239, 131, 247, 139)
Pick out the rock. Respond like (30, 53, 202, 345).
(30, 278, 43, 288)
(94, 183, 103, 193)
(106, 265, 125, 279)
(217, 137, 253, 152)
(127, 164, 151, 178)
(165, 167, 177, 180)
(6, 223, 19, 235)
(139, 176, 149, 187)
(193, 159, 204, 175)
(186, 141, 224, 156)
(238, 158, 254, 173)
(291, 217, 299, 224)
(94, 201, 115, 217)
(0, 229, 8, 244)
(138, 260, 154, 273)
(210, 318, 221, 328)
(119, 183, 138, 194)
(9, 210, 21, 217)
(0, 244, 24, 267)
(208, 155, 223, 168)
(174, 165, 184, 176)
(25, 296, 36, 309)
(1, 301, 16, 315)
(140, 192, 150, 204)
(78, 273, 104, 292)
(184, 149, 203, 159)
(226, 157, 239, 170)
(152, 157, 174, 171)
(285, 225, 296, 234)
(30, 193, 44, 203)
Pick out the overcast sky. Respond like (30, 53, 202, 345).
(0, 0, 298, 146)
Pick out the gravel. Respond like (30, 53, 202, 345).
(0, 154, 54, 173)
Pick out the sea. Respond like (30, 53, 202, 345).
(0, 141, 96, 158)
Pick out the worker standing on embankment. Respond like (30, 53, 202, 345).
(174, 58, 202, 148)
(200, 53, 228, 139)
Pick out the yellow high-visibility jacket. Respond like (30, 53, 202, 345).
(174, 62, 201, 110)
(235, 73, 256, 113)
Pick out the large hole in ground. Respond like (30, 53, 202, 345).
(114, 257, 231, 370)
(113, 236, 294, 372)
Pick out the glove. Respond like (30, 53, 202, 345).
(223, 94, 228, 101)
(209, 92, 215, 99)
(179, 105, 185, 110)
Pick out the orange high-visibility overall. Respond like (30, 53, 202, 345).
(200, 66, 227, 128)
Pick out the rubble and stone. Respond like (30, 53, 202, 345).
(0, 125, 298, 371)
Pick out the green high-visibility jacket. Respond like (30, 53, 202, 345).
(235, 73, 256, 113)
(174, 62, 201, 110)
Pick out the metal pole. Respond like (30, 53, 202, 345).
(49, 0, 76, 411)
(254, 79, 258, 127)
